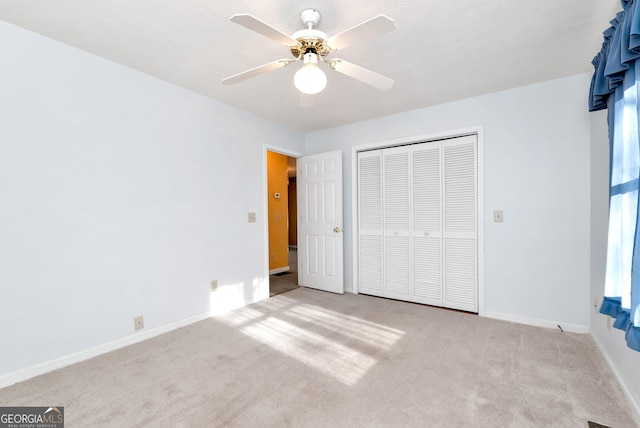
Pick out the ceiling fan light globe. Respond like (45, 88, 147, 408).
(294, 53, 327, 95)
(294, 66, 327, 95)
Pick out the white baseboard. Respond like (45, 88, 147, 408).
(269, 266, 290, 275)
(0, 311, 211, 389)
(590, 332, 640, 424)
(483, 311, 589, 334)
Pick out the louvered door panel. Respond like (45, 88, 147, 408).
(383, 150, 410, 231)
(413, 236, 441, 304)
(444, 238, 476, 311)
(443, 139, 476, 233)
(412, 146, 441, 231)
(358, 152, 383, 296)
(443, 136, 477, 312)
(384, 235, 410, 298)
(412, 145, 442, 304)
(359, 154, 382, 230)
(360, 235, 383, 295)
(383, 148, 411, 299)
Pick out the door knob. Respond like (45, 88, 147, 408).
(334, 227, 342, 233)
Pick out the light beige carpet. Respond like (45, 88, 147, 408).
(0, 287, 637, 427)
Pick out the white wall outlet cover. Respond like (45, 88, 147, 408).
(134, 316, 144, 330)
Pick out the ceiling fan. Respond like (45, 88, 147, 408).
(221, 9, 396, 95)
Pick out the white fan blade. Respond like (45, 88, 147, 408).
(329, 59, 393, 90)
(325, 15, 396, 51)
(222, 59, 292, 85)
(230, 14, 298, 46)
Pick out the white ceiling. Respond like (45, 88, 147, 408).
(0, 1, 620, 132)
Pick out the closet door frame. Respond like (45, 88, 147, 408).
(351, 126, 485, 316)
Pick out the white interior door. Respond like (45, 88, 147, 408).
(297, 150, 344, 294)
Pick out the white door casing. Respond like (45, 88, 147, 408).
(297, 150, 344, 294)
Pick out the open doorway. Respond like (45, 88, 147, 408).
(266, 151, 298, 297)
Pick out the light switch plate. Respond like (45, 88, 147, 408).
(493, 210, 503, 222)
(248, 212, 256, 223)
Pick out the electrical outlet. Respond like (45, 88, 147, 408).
(248, 212, 256, 223)
(134, 316, 144, 331)
(211, 280, 218, 291)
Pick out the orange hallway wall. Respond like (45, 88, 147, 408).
(267, 151, 289, 271)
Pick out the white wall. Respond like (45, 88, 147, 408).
(0, 21, 304, 380)
(305, 74, 592, 330)
(590, 109, 640, 417)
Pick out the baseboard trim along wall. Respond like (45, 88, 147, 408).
(483, 311, 589, 334)
(269, 266, 290, 275)
(590, 332, 640, 424)
(0, 312, 211, 389)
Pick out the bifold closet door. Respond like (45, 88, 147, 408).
(357, 134, 477, 313)
(411, 144, 443, 306)
(382, 147, 411, 301)
(358, 151, 383, 296)
(442, 136, 477, 312)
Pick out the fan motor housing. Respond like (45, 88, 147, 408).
(290, 12, 330, 60)
(291, 37, 330, 59)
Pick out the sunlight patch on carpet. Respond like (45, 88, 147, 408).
(264, 294, 299, 309)
(218, 307, 265, 326)
(289, 304, 404, 351)
(241, 316, 377, 385)
(217, 297, 405, 385)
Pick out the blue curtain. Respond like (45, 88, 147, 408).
(589, 0, 640, 351)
